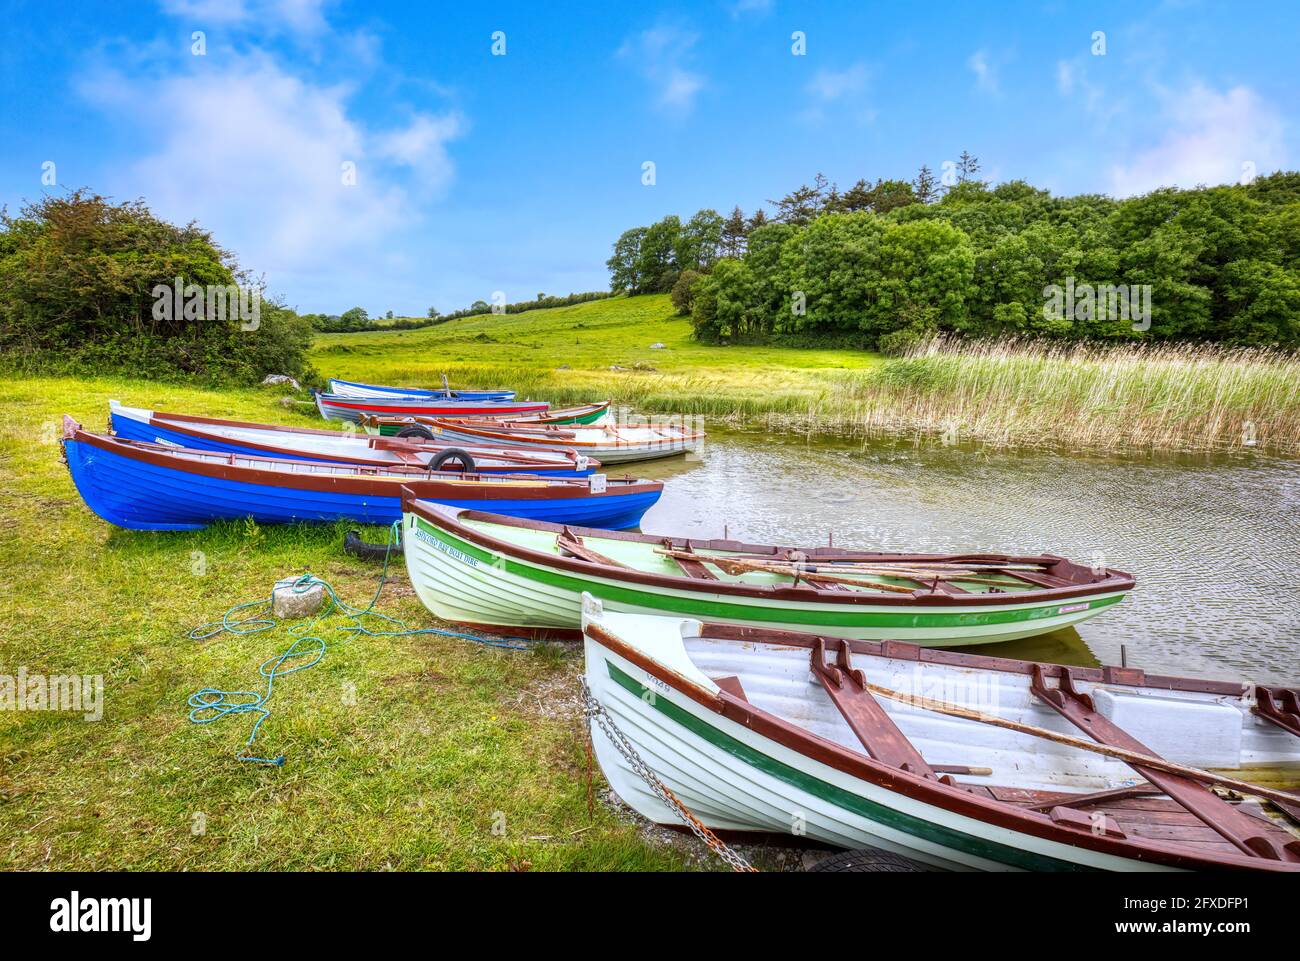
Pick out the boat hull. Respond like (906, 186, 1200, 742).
(402, 508, 1129, 646)
(62, 433, 660, 531)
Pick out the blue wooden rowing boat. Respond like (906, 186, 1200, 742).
(61, 418, 661, 532)
(328, 378, 515, 401)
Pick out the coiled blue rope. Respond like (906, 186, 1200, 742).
(187, 521, 532, 765)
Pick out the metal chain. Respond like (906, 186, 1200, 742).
(581, 676, 757, 873)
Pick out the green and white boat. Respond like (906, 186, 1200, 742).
(400, 497, 1135, 646)
(581, 601, 1300, 871)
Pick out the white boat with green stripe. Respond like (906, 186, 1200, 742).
(580, 602, 1300, 871)
(400, 494, 1135, 646)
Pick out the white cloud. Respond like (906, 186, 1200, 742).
(802, 62, 872, 125)
(79, 53, 462, 273)
(619, 26, 706, 114)
(1056, 60, 1074, 95)
(968, 48, 998, 94)
(729, 0, 773, 17)
(1055, 56, 1113, 119)
(807, 62, 868, 101)
(374, 112, 464, 189)
(1108, 83, 1286, 196)
(160, 0, 331, 35)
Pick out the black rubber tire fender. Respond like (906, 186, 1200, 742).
(343, 530, 395, 562)
(395, 424, 435, 439)
(428, 447, 476, 473)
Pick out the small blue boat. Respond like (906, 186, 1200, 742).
(61, 418, 661, 532)
(327, 378, 515, 401)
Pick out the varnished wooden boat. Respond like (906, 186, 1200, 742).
(582, 600, 1300, 871)
(110, 401, 598, 477)
(400, 500, 1135, 646)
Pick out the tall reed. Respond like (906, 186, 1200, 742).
(811, 336, 1300, 453)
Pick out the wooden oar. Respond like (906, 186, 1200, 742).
(654, 549, 917, 594)
(861, 678, 1300, 810)
(708, 554, 1050, 573)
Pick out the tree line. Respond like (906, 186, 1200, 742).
(305, 290, 614, 333)
(606, 159, 1300, 350)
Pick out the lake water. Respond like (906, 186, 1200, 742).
(633, 428, 1300, 686)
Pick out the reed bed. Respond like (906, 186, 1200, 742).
(340, 342, 1299, 455)
(793, 337, 1300, 454)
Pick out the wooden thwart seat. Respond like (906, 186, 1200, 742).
(1030, 665, 1300, 863)
(555, 528, 633, 569)
(1255, 686, 1300, 738)
(809, 638, 940, 780)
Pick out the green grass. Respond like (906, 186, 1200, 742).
(0, 375, 726, 871)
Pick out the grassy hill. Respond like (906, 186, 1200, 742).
(312, 294, 883, 417)
(313, 293, 1299, 453)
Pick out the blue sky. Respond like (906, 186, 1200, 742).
(1, 0, 1296, 316)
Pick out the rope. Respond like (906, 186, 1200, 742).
(187, 520, 532, 765)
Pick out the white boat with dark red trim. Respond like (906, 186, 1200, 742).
(581, 600, 1300, 872)
(411, 417, 704, 464)
(399, 500, 1135, 647)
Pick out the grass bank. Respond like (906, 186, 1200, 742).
(0, 375, 717, 870)
(313, 293, 885, 418)
(315, 294, 1299, 455)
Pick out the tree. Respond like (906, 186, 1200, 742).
(426, 306, 440, 320)
(721, 206, 748, 258)
(747, 208, 769, 231)
(636, 216, 682, 293)
(769, 173, 830, 226)
(956, 150, 981, 184)
(832, 177, 916, 214)
(0, 190, 314, 382)
(675, 209, 724, 272)
(339, 306, 369, 327)
(913, 165, 939, 204)
(606, 226, 648, 293)
(671, 269, 701, 315)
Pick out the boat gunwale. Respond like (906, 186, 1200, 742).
(584, 619, 1298, 872)
(65, 424, 659, 502)
(401, 498, 1136, 608)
